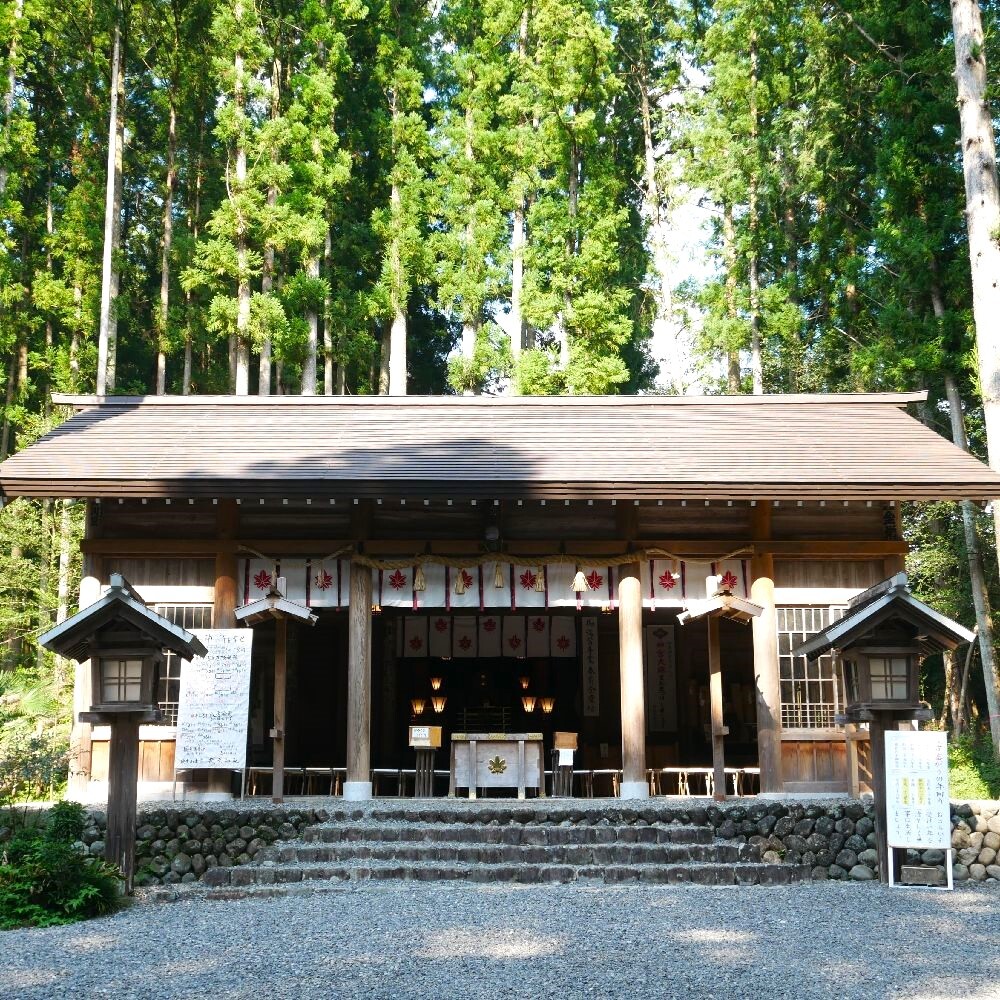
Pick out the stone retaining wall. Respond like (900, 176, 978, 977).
(73, 799, 1000, 887)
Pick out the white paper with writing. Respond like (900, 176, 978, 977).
(175, 629, 254, 771)
(885, 730, 950, 849)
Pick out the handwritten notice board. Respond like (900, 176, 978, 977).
(175, 629, 253, 770)
(885, 730, 950, 850)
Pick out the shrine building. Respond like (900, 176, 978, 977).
(2, 391, 998, 802)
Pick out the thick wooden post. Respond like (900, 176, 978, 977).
(214, 499, 239, 629)
(869, 714, 890, 884)
(751, 505, 783, 793)
(707, 616, 727, 801)
(105, 714, 140, 894)
(345, 560, 372, 799)
(272, 617, 287, 803)
(618, 563, 647, 798)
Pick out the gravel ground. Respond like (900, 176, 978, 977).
(2, 882, 998, 1000)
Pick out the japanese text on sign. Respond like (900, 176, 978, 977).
(885, 730, 950, 849)
(175, 629, 253, 771)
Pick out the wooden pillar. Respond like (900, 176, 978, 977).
(69, 539, 100, 800)
(272, 618, 287, 803)
(617, 563, 647, 798)
(214, 500, 239, 628)
(868, 713, 900, 884)
(751, 504, 783, 793)
(105, 714, 140, 894)
(707, 616, 727, 801)
(345, 560, 372, 799)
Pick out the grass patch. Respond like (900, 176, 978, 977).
(949, 734, 1000, 800)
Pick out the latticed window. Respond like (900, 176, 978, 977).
(101, 658, 142, 703)
(152, 605, 213, 724)
(869, 655, 910, 700)
(777, 606, 845, 729)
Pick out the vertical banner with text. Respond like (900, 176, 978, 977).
(644, 624, 677, 731)
(581, 617, 600, 717)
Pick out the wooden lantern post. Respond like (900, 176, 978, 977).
(234, 575, 316, 803)
(794, 573, 974, 883)
(39, 574, 207, 893)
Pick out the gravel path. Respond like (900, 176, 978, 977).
(2, 882, 998, 1000)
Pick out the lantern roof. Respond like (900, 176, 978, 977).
(39, 573, 207, 663)
(234, 574, 317, 625)
(793, 572, 975, 660)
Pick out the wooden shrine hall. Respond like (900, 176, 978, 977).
(2, 391, 999, 802)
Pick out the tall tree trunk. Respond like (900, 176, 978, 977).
(379, 324, 391, 394)
(44, 173, 54, 414)
(556, 136, 578, 377)
(233, 0, 250, 395)
(259, 55, 281, 396)
(70, 284, 81, 382)
(951, 0, 1000, 573)
(387, 173, 406, 395)
(748, 32, 762, 395)
(508, 1, 530, 372)
(945, 372, 1000, 753)
(722, 204, 740, 392)
(323, 228, 333, 394)
(0, 0, 22, 199)
(156, 89, 178, 395)
(96, 18, 123, 396)
(183, 125, 204, 395)
(0, 356, 14, 461)
(461, 102, 478, 394)
(302, 255, 319, 394)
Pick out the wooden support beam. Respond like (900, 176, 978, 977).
(751, 504, 783, 793)
(105, 714, 140, 894)
(272, 618, 287, 804)
(345, 560, 372, 800)
(81, 536, 909, 558)
(707, 616, 727, 802)
(617, 564, 647, 799)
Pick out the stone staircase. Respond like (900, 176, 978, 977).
(198, 803, 812, 896)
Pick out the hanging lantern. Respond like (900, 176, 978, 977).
(494, 562, 505, 589)
(371, 603, 382, 615)
(600, 603, 613, 615)
(519, 675, 530, 690)
(540, 696, 555, 714)
(430, 676, 443, 691)
(534, 566, 546, 592)
(521, 695, 537, 713)
(411, 698, 426, 716)
(572, 566, 589, 592)
(431, 695, 447, 713)
(413, 564, 427, 592)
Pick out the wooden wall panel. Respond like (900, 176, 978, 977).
(771, 503, 889, 541)
(91, 739, 176, 782)
(781, 739, 848, 792)
(103, 558, 215, 587)
(638, 504, 751, 539)
(774, 559, 885, 591)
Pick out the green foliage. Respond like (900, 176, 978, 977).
(949, 734, 1000, 800)
(0, 802, 124, 930)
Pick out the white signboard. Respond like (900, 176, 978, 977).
(885, 730, 950, 849)
(175, 629, 254, 770)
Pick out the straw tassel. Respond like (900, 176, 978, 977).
(454, 570, 467, 595)
(534, 566, 546, 592)
(494, 562, 505, 589)
(572, 566, 589, 592)
(413, 564, 426, 592)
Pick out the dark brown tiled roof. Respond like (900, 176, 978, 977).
(2, 392, 998, 501)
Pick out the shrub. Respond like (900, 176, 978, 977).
(949, 734, 1000, 800)
(0, 802, 124, 930)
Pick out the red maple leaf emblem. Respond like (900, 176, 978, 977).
(719, 570, 740, 592)
(408, 636, 423, 650)
(434, 618, 449, 632)
(458, 635, 472, 650)
(531, 618, 546, 632)
(459, 569, 475, 590)
(586, 570, 603, 591)
(658, 571, 676, 590)
(253, 569, 272, 591)
(556, 635, 570, 650)
(508, 634, 522, 649)
(314, 568, 333, 591)
(519, 569, 537, 590)
(388, 569, 407, 590)
(483, 618, 497, 632)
